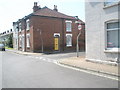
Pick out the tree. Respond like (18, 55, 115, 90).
(6, 34, 13, 48)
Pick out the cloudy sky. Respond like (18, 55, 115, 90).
(0, 0, 85, 33)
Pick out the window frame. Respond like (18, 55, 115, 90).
(65, 20, 72, 32)
(26, 33, 30, 48)
(19, 23, 22, 32)
(26, 19, 30, 30)
(104, 0, 119, 6)
(105, 20, 119, 51)
(13, 24, 18, 33)
(66, 34, 72, 47)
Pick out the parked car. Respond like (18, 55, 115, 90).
(0, 44, 5, 51)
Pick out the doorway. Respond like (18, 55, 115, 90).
(54, 34, 60, 51)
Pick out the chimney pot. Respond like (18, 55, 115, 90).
(53, 5, 58, 11)
(33, 2, 40, 12)
(34, 2, 37, 6)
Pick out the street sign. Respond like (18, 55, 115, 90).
(78, 24, 82, 30)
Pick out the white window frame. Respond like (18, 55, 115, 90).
(26, 19, 30, 30)
(104, 0, 119, 6)
(105, 20, 119, 51)
(65, 20, 72, 32)
(66, 34, 72, 47)
(26, 33, 30, 48)
(19, 23, 22, 32)
(13, 24, 18, 33)
(54, 33, 60, 37)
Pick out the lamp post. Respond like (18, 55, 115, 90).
(77, 30, 82, 57)
(75, 21, 82, 57)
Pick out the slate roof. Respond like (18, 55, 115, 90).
(32, 6, 77, 20)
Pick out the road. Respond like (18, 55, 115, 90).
(42, 52, 85, 60)
(0, 52, 2, 89)
(1, 51, 118, 88)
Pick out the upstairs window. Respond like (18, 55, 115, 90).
(106, 20, 120, 49)
(19, 23, 22, 32)
(26, 19, 30, 30)
(13, 24, 18, 33)
(66, 20, 72, 32)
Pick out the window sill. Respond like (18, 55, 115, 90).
(66, 45, 72, 47)
(66, 31, 72, 32)
(104, 49, 120, 53)
(26, 29, 30, 31)
(103, 3, 119, 9)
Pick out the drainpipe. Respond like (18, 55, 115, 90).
(40, 30, 43, 53)
(62, 19, 65, 51)
(37, 29, 43, 52)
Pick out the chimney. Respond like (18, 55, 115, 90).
(33, 2, 40, 12)
(53, 5, 58, 11)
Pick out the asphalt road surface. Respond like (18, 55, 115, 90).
(0, 52, 2, 89)
(1, 51, 118, 88)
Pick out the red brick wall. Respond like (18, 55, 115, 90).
(30, 16, 85, 52)
(31, 16, 62, 52)
(17, 16, 85, 53)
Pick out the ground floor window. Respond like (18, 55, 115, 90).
(106, 20, 120, 50)
(66, 34, 72, 47)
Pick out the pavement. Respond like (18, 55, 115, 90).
(59, 56, 119, 77)
(6, 49, 119, 77)
(6, 49, 43, 56)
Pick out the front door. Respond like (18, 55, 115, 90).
(54, 35, 60, 51)
(54, 37, 59, 51)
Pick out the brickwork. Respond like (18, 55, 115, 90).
(30, 16, 85, 52)
(14, 3, 85, 53)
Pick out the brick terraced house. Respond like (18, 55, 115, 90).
(13, 2, 85, 53)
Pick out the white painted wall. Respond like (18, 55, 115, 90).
(85, 1, 119, 62)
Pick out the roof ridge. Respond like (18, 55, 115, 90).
(20, 6, 77, 20)
(33, 7, 76, 19)
(42, 6, 48, 9)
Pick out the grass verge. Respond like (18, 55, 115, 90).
(5, 47, 13, 50)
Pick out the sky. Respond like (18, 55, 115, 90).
(0, 0, 85, 33)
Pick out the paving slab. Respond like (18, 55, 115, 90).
(59, 56, 119, 77)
